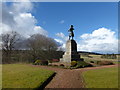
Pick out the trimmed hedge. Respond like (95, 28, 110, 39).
(34, 60, 48, 65)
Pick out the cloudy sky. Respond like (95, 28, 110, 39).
(1, 1, 118, 54)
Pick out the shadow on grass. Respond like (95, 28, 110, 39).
(35, 72, 56, 90)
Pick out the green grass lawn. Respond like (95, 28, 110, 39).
(2, 64, 54, 88)
(0, 65, 2, 89)
(83, 67, 118, 88)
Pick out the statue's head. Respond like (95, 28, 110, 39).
(71, 25, 73, 27)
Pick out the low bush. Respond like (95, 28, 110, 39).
(96, 61, 101, 64)
(75, 61, 93, 68)
(71, 61, 77, 67)
(60, 64, 64, 67)
(40, 60, 48, 65)
(33, 60, 48, 65)
(34, 60, 41, 65)
(90, 61, 94, 63)
(48, 64, 52, 66)
(48, 60, 52, 63)
(97, 61, 114, 65)
(53, 65, 58, 66)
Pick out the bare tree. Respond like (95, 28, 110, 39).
(27, 34, 59, 61)
(1, 32, 61, 63)
(2, 31, 21, 63)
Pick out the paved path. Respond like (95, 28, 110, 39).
(33, 64, 117, 88)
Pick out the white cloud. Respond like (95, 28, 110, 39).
(78, 27, 118, 53)
(55, 32, 68, 50)
(0, 23, 12, 35)
(54, 38, 66, 51)
(1, 2, 48, 38)
(54, 38, 64, 44)
(55, 28, 118, 54)
(12, 1, 33, 13)
(59, 20, 65, 24)
(56, 32, 68, 41)
(33, 26, 48, 36)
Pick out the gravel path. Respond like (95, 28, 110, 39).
(32, 64, 117, 88)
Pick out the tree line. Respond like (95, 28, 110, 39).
(1, 31, 63, 64)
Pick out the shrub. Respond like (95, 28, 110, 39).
(76, 61, 93, 68)
(34, 60, 41, 65)
(97, 61, 101, 64)
(97, 61, 114, 65)
(40, 60, 48, 65)
(90, 61, 94, 63)
(53, 65, 58, 66)
(48, 64, 52, 66)
(48, 60, 52, 63)
(71, 61, 77, 67)
(60, 64, 64, 67)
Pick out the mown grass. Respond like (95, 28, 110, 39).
(83, 67, 118, 88)
(0, 65, 2, 89)
(2, 64, 54, 88)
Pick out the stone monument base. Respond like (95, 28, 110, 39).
(60, 40, 83, 63)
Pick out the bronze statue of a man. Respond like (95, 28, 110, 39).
(68, 25, 74, 40)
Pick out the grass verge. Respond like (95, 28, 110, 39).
(2, 64, 54, 88)
(0, 65, 2, 89)
(82, 67, 118, 88)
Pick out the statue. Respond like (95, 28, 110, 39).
(60, 25, 84, 63)
(68, 25, 74, 40)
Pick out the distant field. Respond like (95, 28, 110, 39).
(2, 64, 54, 88)
(83, 67, 118, 88)
(81, 54, 119, 64)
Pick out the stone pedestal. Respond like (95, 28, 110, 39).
(60, 40, 83, 63)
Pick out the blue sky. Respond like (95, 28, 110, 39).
(1, 2, 118, 53)
(32, 2, 118, 39)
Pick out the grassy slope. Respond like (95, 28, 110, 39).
(83, 67, 118, 88)
(2, 64, 54, 88)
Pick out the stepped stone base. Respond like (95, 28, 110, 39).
(60, 40, 83, 63)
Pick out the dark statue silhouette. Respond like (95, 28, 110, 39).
(68, 25, 74, 40)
